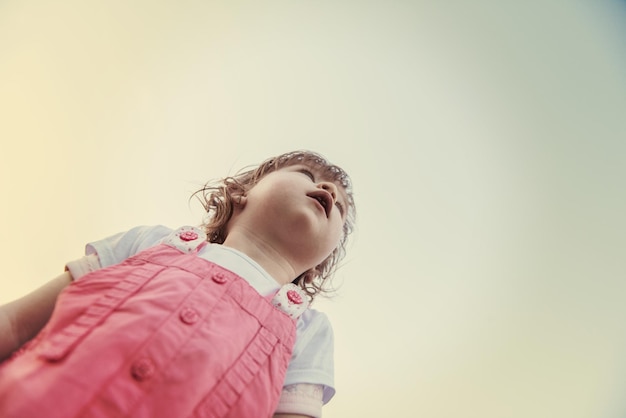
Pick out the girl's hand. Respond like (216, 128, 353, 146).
(273, 415, 313, 418)
(0, 271, 72, 361)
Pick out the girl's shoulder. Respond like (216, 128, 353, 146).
(298, 308, 332, 332)
(294, 308, 334, 354)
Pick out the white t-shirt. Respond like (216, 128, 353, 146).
(66, 225, 335, 404)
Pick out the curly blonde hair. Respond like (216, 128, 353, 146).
(191, 150, 356, 301)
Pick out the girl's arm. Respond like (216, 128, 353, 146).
(0, 271, 72, 361)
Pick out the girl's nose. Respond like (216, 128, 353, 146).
(319, 182, 337, 202)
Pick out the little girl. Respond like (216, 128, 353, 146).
(0, 150, 355, 418)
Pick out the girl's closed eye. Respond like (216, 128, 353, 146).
(335, 201, 345, 216)
(298, 168, 316, 181)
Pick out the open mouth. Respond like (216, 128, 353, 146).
(308, 191, 332, 217)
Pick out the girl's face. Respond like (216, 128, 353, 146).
(236, 164, 348, 269)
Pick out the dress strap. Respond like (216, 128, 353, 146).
(270, 283, 309, 320)
(162, 226, 207, 253)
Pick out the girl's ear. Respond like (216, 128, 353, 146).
(231, 193, 248, 212)
(234, 193, 248, 208)
(227, 181, 248, 208)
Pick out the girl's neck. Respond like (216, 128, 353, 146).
(221, 229, 297, 286)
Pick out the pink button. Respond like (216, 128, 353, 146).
(287, 289, 303, 305)
(131, 357, 155, 381)
(179, 307, 200, 324)
(38, 341, 65, 361)
(179, 231, 199, 241)
(212, 272, 227, 284)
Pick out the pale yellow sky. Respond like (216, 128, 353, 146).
(1, 1, 625, 417)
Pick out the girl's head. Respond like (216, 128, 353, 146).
(193, 150, 355, 300)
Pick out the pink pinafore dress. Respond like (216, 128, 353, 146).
(0, 227, 307, 418)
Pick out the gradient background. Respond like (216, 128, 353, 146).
(1, 1, 626, 417)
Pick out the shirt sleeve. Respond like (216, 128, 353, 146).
(86, 225, 172, 268)
(65, 225, 172, 280)
(65, 253, 101, 280)
(274, 383, 324, 418)
(284, 309, 336, 404)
